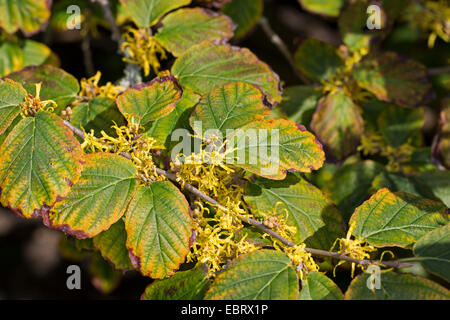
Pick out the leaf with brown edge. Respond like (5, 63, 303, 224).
(171, 41, 282, 105)
(311, 90, 364, 160)
(354, 51, 433, 107)
(116, 75, 182, 126)
(0, 111, 83, 218)
(119, 0, 191, 27)
(226, 118, 325, 180)
(45, 153, 138, 239)
(0, 78, 26, 134)
(190, 82, 270, 135)
(0, 0, 52, 36)
(6, 65, 80, 113)
(125, 181, 193, 279)
(349, 188, 448, 248)
(345, 272, 450, 300)
(205, 250, 299, 300)
(93, 219, 134, 271)
(155, 8, 235, 57)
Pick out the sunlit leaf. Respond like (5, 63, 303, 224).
(7, 65, 79, 112)
(311, 90, 364, 159)
(116, 75, 182, 126)
(93, 219, 134, 271)
(0, 0, 51, 35)
(226, 118, 325, 180)
(299, 271, 344, 300)
(46, 153, 138, 238)
(125, 181, 193, 278)
(413, 224, 450, 283)
(221, 0, 263, 38)
(142, 264, 210, 300)
(155, 8, 235, 57)
(345, 272, 450, 300)
(354, 51, 433, 107)
(190, 82, 270, 135)
(294, 38, 344, 83)
(0, 111, 83, 218)
(205, 250, 298, 300)
(172, 41, 282, 105)
(349, 188, 448, 248)
(278, 85, 322, 130)
(0, 78, 26, 134)
(245, 174, 343, 249)
(119, 0, 191, 27)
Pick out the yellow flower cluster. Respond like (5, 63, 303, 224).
(20, 82, 57, 117)
(416, 0, 450, 48)
(81, 116, 165, 183)
(121, 27, 167, 76)
(78, 71, 125, 100)
(330, 223, 377, 278)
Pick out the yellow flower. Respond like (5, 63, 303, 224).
(78, 71, 125, 100)
(20, 82, 57, 117)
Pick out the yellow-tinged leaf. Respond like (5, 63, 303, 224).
(116, 75, 182, 126)
(0, 78, 26, 134)
(349, 188, 448, 248)
(46, 153, 138, 238)
(0, 0, 51, 35)
(0, 111, 83, 218)
(125, 181, 193, 279)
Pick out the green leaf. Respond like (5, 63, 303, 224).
(46, 153, 138, 238)
(0, 78, 26, 134)
(294, 38, 344, 83)
(323, 160, 384, 221)
(278, 85, 322, 129)
(125, 181, 193, 278)
(377, 104, 424, 148)
(354, 51, 433, 107)
(119, 0, 191, 27)
(190, 82, 270, 135)
(89, 252, 122, 294)
(345, 272, 450, 300)
(93, 219, 134, 271)
(116, 75, 182, 126)
(338, 0, 385, 52)
(71, 97, 126, 136)
(0, 41, 23, 77)
(311, 90, 364, 159)
(413, 224, 450, 283)
(7, 65, 80, 112)
(299, 271, 344, 300)
(226, 118, 325, 180)
(0, 111, 83, 218)
(205, 250, 299, 300)
(142, 264, 210, 300)
(155, 8, 235, 57)
(297, 0, 345, 17)
(349, 188, 448, 248)
(221, 0, 263, 39)
(21, 40, 53, 67)
(172, 42, 282, 105)
(145, 89, 199, 147)
(0, 0, 51, 35)
(245, 174, 343, 249)
(415, 171, 450, 208)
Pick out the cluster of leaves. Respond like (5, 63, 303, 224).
(0, 0, 449, 300)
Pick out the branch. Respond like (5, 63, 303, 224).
(258, 16, 312, 85)
(91, 0, 121, 44)
(428, 66, 450, 76)
(63, 120, 411, 270)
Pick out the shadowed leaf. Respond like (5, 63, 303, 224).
(221, 0, 263, 38)
(345, 272, 450, 300)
